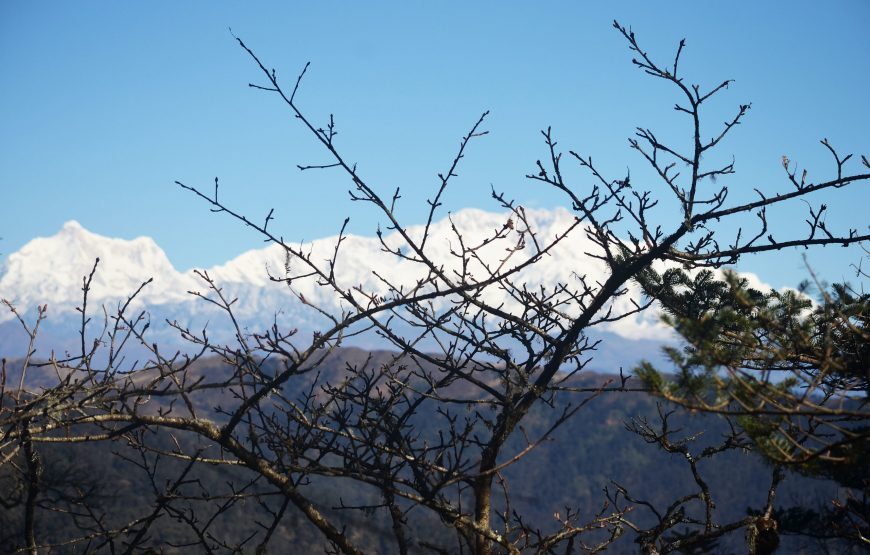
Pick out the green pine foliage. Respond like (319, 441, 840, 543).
(635, 266, 869, 547)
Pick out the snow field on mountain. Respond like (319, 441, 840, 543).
(0, 207, 755, 343)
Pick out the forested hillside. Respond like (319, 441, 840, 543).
(0, 350, 854, 553)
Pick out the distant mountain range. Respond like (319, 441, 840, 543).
(0, 208, 678, 369)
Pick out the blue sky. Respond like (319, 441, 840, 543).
(2, 1, 868, 289)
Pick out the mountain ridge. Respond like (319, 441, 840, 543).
(0, 208, 680, 366)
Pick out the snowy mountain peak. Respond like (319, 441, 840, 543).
(57, 219, 97, 244)
(0, 210, 673, 342)
(0, 221, 194, 312)
(61, 219, 85, 232)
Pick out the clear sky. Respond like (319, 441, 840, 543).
(2, 1, 868, 289)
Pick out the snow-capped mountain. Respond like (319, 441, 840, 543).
(1, 220, 196, 307)
(0, 208, 674, 367)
